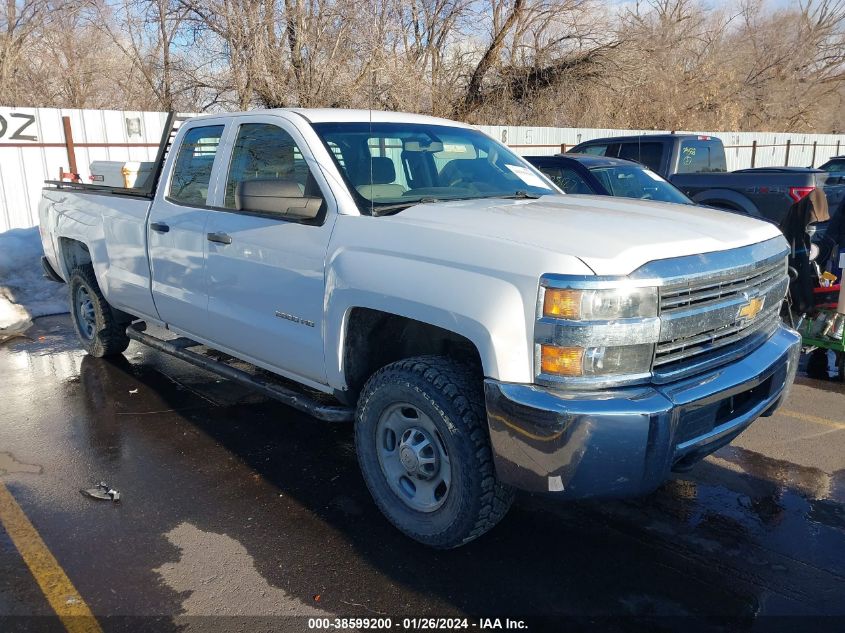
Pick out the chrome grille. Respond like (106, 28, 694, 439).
(654, 306, 780, 368)
(655, 257, 788, 371)
(660, 259, 786, 313)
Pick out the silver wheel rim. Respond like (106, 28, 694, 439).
(76, 286, 96, 340)
(375, 403, 451, 513)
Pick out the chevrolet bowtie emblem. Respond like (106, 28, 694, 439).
(738, 296, 765, 321)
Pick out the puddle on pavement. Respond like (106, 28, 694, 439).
(0, 452, 43, 476)
(154, 522, 328, 619)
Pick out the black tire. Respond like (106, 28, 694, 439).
(807, 348, 829, 380)
(355, 356, 514, 548)
(68, 265, 130, 357)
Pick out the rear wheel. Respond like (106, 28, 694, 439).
(68, 265, 130, 357)
(355, 356, 514, 548)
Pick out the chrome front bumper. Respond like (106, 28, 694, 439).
(484, 324, 800, 497)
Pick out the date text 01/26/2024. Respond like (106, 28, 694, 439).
(307, 618, 529, 630)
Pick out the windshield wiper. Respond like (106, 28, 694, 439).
(496, 190, 542, 199)
(456, 190, 543, 202)
(369, 191, 540, 216)
(369, 197, 441, 216)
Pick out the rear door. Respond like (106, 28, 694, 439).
(148, 121, 227, 329)
(202, 114, 337, 385)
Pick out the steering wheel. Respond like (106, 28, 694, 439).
(448, 176, 478, 190)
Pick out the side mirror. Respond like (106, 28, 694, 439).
(235, 179, 322, 220)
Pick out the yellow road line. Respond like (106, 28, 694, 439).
(0, 481, 102, 633)
(778, 409, 845, 430)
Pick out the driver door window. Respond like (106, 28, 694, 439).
(224, 123, 322, 212)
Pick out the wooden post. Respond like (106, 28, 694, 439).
(784, 139, 791, 166)
(560, 143, 567, 153)
(750, 140, 757, 168)
(61, 116, 80, 181)
(811, 141, 817, 167)
(837, 140, 841, 156)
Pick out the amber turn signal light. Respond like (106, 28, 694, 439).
(543, 288, 582, 319)
(540, 345, 584, 377)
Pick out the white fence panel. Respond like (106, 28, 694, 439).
(2, 106, 845, 232)
(0, 107, 169, 232)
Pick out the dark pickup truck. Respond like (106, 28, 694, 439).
(819, 156, 845, 212)
(569, 134, 829, 224)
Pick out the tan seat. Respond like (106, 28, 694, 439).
(355, 157, 406, 200)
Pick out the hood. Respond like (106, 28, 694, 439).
(387, 194, 784, 276)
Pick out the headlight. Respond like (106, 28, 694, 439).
(543, 287, 657, 320)
(536, 277, 660, 385)
(540, 344, 654, 378)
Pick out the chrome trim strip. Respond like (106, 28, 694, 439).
(629, 237, 789, 283)
(535, 317, 661, 347)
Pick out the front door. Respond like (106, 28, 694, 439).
(148, 123, 226, 330)
(203, 117, 336, 385)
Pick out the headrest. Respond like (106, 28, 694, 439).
(370, 157, 396, 185)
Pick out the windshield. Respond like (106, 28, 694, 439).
(589, 165, 693, 205)
(312, 122, 556, 214)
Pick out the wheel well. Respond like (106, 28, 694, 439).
(57, 238, 134, 324)
(707, 201, 742, 212)
(342, 308, 482, 401)
(695, 197, 756, 216)
(58, 238, 92, 275)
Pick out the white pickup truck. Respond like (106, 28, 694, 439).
(39, 109, 800, 548)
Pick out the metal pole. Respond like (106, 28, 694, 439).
(784, 139, 791, 166)
(811, 141, 817, 167)
(61, 116, 79, 181)
(751, 140, 757, 168)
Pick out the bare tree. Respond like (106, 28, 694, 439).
(0, 0, 53, 104)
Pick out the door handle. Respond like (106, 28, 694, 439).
(150, 222, 170, 233)
(207, 232, 232, 245)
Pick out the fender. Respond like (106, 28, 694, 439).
(687, 188, 760, 217)
(42, 188, 158, 319)
(44, 189, 109, 282)
(324, 248, 545, 390)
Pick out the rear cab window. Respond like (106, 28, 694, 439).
(617, 142, 664, 172)
(168, 125, 225, 205)
(579, 144, 610, 157)
(677, 138, 727, 174)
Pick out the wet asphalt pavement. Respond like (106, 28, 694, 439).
(0, 315, 844, 632)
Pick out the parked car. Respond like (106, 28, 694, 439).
(39, 110, 799, 548)
(568, 134, 829, 224)
(524, 154, 695, 205)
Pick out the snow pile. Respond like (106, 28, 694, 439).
(0, 227, 68, 340)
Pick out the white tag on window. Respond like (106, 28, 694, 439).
(643, 169, 664, 182)
(506, 164, 553, 190)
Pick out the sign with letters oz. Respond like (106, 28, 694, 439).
(0, 111, 37, 142)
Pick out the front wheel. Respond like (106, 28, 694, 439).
(69, 265, 130, 357)
(355, 356, 514, 548)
